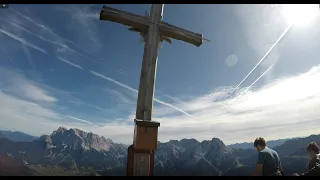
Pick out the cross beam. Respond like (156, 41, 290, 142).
(100, 4, 204, 176)
(100, 5, 203, 47)
(100, 4, 203, 120)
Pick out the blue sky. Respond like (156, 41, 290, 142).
(1, 4, 320, 144)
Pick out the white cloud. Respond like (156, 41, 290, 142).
(0, 68, 57, 103)
(0, 68, 134, 142)
(0, 91, 61, 136)
(0, 90, 134, 142)
(151, 65, 320, 145)
(60, 5, 102, 49)
(50, 65, 316, 145)
(2, 65, 320, 145)
(20, 83, 57, 103)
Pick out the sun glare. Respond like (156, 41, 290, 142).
(282, 4, 319, 26)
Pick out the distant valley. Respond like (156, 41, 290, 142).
(0, 128, 319, 176)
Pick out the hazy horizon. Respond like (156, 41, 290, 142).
(0, 126, 310, 146)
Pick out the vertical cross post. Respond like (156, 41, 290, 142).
(135, 4, 163, 121)
(132, 5, 163, 175)
(99, 4, 205, 176)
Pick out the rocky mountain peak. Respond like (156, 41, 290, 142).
(211, 137, 223, 143)
(40, 127, 119, 152)
(199, 138, 226, 150)
(177, 138, 200, 147)
(211, 138, 226, 147)
(57, 126, 67, 132)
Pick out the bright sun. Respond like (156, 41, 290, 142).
(282, 4, 319, 26)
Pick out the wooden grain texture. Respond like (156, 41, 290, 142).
(133, 125, 159, 150)
(126, 145, 134, 176)
(100, 5, 149, 31)
(160, 21, 203, 47)
(133, 5, 163, 176)
(135, 4, 163, 121)
(133, 153, 150, 176)
(99, 4, 204, 176)
(127, 146, 155, 176)
(100, 5, 203, 47)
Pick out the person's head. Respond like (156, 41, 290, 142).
(254, 137, 267, 152)
(306, 142, 319, 160)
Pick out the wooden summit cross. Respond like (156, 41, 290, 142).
(100, 4, 205, 176)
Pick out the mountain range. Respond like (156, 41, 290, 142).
(0, 127, 318, 176)
(0, 130, 38, 142)
(228, 138, 294, 149)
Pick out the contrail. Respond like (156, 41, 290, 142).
(231, 23, 293, 95)
(1, 7, 192, 120)
(157, 90, 185, 104)
(89, 70, 193, 117)
(67, 116, 94, 125)
(3, 11, 124, 75)
(7, 7, 192, 117)
(243, 64, 274, 94)
(0, 17, 101, 65)
(232, 64, 275, 105)
(57, 56, 84, 70)
(0, 28, 48, 54)
(8, 9, 108, 61)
